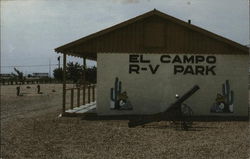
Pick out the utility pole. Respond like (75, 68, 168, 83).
(58, 56, 61, 69)
(49, 59, 51, 77)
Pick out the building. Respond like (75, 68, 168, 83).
(32, 73, 49, 78)
(0, 73, 13, 80)
(55, 9, 249, 118)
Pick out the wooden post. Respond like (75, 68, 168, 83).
(77, 88, 80, 107)
(83, 57, 87, 105)
(70, 89, 74, 109)
(82, 85, 85, 105)
(92, 85, 95, 102)
(16, 86, 20, 96)
(83, 58, 86, 83)
(88, 85, 91, 103)
(62, 53, 66, 113)
(37, 85, 40, 94)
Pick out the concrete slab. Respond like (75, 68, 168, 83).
(65, 102, 96, 114)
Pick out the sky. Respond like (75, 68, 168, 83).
(1, 0, 249, 76)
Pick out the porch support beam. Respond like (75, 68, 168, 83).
(83, 57, 86, 84)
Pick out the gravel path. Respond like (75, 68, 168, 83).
(1, 84, 249, 158)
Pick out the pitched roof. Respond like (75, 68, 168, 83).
(55, 9, 248, 59)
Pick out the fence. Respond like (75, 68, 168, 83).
(0, 79, 58, 85)
(65, 84, 96, 110)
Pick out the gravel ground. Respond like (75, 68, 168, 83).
(1, 84, 249, 159)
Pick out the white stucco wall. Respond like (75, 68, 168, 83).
(97, 53, 248, 116)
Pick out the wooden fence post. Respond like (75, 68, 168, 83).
(88, 85, 91, 103)
(82, 85, 85, 105)
(16, 86, 20, 96)
(37, 85, 40, 94)
(70, 89, 74, 109)
(92, 85, 95, 102)
(77, 88, 80, 107)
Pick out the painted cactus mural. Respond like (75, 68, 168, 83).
(211, 80, 234, 113)
(222, 80, 234, 111)
(110, 77, 132, 110)
(110, 77, 122, 109)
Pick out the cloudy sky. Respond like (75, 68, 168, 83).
(1, 0, 249, 75)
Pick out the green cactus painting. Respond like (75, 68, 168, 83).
(110, 77, 132, 110)
(110, 77, 122, 109)
(211, 80, 234, 113)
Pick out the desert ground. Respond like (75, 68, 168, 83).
(1, 84, 249, 159)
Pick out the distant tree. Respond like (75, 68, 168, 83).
(67, 62, 83, 83)
(86, 66, 97, 84)
(53, 68, 63, 81)
(52, 62, 97, 84)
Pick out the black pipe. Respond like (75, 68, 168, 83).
(128, 85, 200, 128)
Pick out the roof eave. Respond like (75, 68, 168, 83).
(55, 49, 97, 61)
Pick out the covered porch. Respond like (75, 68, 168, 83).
(55, 44, 97, 116)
